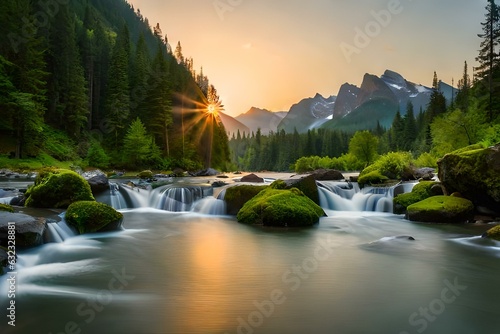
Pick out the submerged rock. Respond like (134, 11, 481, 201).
(0, 212, 46, 248)
(65, 201, 123, 234)
(237, 181, 324, 227)
(407, 196, 474, 224)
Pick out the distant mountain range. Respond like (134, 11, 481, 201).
(220, 69, 454, 136)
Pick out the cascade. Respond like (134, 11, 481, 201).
(317, 181, 416, 213)
(44, 215, 79, 243)
(152, 185, 212, 212)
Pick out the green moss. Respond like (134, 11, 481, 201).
(485, 225, 500, 241)
(358, 170, 389, 187)
(224, 184, 268, 215)
(394, 181, 439, 213)
(438, 144, 500, 205)
(138, 170, 153, 179)
(25, 169, 94, 208)
(407, 196, 474, 223)
(66, 201, 123, 234)
(0, 203, 14, 212)
(237, 187, 324, 227)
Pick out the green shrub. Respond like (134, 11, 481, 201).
(415, 152, 438, 168)
(86, 141, 110, 169)
(358, 152, 414, 187)
(66, 201, 123, 234)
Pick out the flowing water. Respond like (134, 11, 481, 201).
(1, 179, 500, 334)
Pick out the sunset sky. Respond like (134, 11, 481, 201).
(127, 0, 487, 117)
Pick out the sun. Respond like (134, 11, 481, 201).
(206, 103, 217, 115)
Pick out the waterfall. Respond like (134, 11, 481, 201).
(317, 181, 416, 213)
(191, 197, 227, 215)
(44, 215, 78, 243)
(152, 185, 210, 212)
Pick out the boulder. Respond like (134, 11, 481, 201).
(393, 181, 439, 214)
(194, 168, 220, 177)
(283, 176, 320, 205)
(237, 181, 324, 227)
(65, 201, 123, 234)
(0, 212, 46, 248)
(82, 170, 109, 195)
(224, 184, 267, 215)
(482, 225, 500, 241)
(309, 169, 345, 181)
(240, 173, 264, 183)
(406, 196, 474, 224)
(25, 169, 95, 208)
(414, 167, 435, 181)
(438, 144, 500, 213)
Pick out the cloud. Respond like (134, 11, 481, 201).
(242, 42, 253, 50)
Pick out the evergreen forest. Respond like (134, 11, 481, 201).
(0, 0, 231, 171)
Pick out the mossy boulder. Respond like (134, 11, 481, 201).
(237, 182, 324, 227)
(138, 170, 153, 179)
(483, 225, 500, 241)
(25, 169, 95, 208)
(283, 175, 320, 205)
(0, 203, 14, 212)
(65, 201, 123, 234)
(407, 196, 474, 224)
(393, 181, 440, 214)
(358, 170, 389, 187)
(224, 184, 268, 215)
(438, 143, 500, 212)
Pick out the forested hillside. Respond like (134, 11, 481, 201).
(0, 0, 230, 171)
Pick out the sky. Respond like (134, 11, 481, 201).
(127, 0, 487, 117)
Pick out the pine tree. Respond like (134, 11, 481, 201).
(0, 0, 48, 157)
(105, 24, 131, 148)
(456, 61, 471, 112)
(390, 110, 405, 151)
(426, 72, 447, 122)
(476, 0, 500, 121)
(142, 41, 173, 155)
(403, 101, 417, 151)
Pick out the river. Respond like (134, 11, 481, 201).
(1, 177, 499, 334)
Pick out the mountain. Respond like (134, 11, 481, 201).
(218, 111, 250, 139)
(235, 107, 286, 135)
(277, 93, 336, 133)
